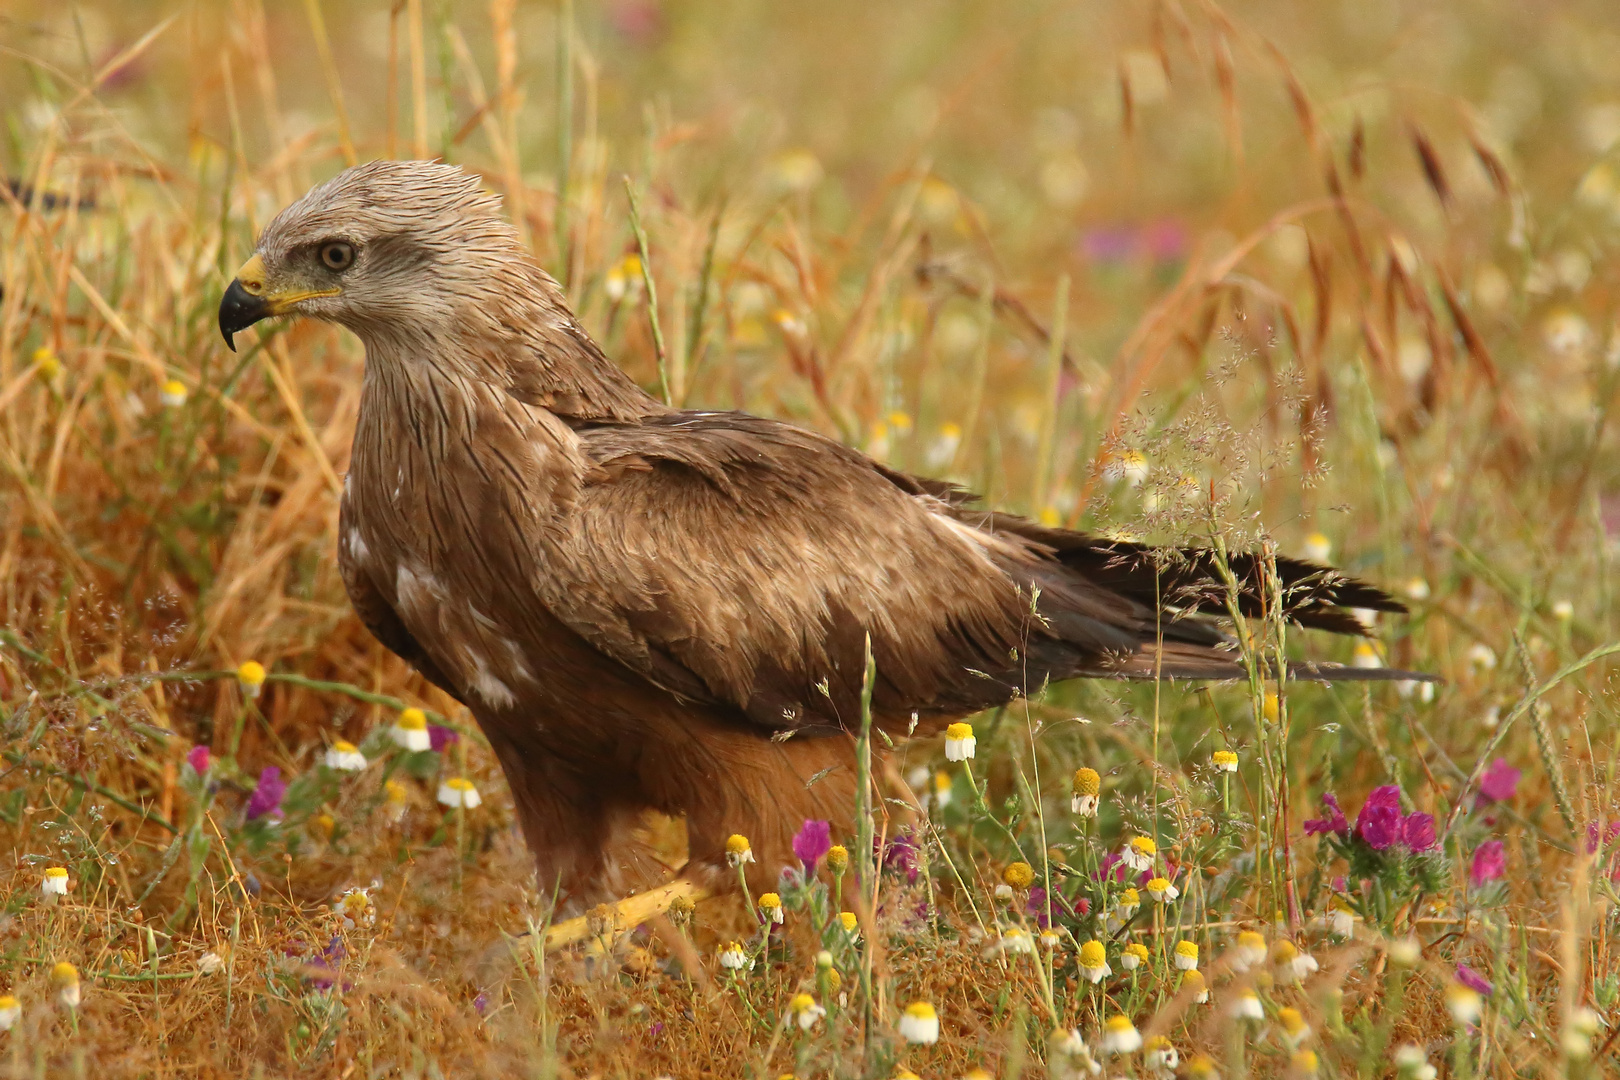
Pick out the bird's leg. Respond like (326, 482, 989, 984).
(543, 877, 709, 954)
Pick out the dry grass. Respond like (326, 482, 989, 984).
(2, 0, 1619, 1076)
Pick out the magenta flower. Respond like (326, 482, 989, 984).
(1469, 841, 1506, 886)
(428, 725, 458, 752)
(1585, 821, 1620, 855)
(1455, 963, 1493, 996)
(246, 766, 286, 821)
(1476, 758, 1520, 806)
(186, 745, 211, 774)
(1401, 812, 1437, 852)
(1356, 785, 1404, 850)
(792, 819, 832, 873)
(1304, 793, 1350, 837)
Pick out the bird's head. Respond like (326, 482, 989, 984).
(219, 160, 532, 350)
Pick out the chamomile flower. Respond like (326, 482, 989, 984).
(994, 883, 1015, 901)
(1051, 1028, 1103, 1076)
(1387, 937, 1422, 967)
(825, 844, 849, 874)
(1466, 642, 1497, 671)
(718, 941, 752, 971)
(159, 379, 188, 407)
(33, 347, 61, 381)
(944, 722, 976, 761)
(898, 1001, 940, 1044)
(1303, 532, 1332, 563)
(437, 777, 481, 809)
(1232, 989, 1264, 1020)
(603, 253, 644, 302)
(42, 867, 68, 901)
(1182, 969, 1208, 1003)
(1174, 940, 1199, 970)
(1212, 750, 1238, 773)
(1351, 641, 1382, 669)
(1146, 877, 1179, 903)
(1273, 940, 1318, 982)
(998, 927, 1035, 955)
(1328, 898, 1355, 939)
(392, 708, 431, 751)
(1120, 942, 1150, 972)
(1232, 930, 1268, 971)
(1563, 1008, 1601, 1059)
(1110, 888, 1141, 929)
(759, 892, 784, 924)
(1101, 1014, 1142, 1054)
(839, 911, 860, 939)
(1290, 1049, 1319, 1077)
(788, 993, 825, 1032)
(337, 886, 376, 929)
(1121, 836, 1156, 871)
(324, 740, 367, 771)
(51, 963, 79, 1009)
(1072, 767, 1101, 816)
(726, 834, 756, 867)
(1039, 928, 1064, 951)
(384, 779, 408, 821)
(1145, 1036, 1179, 1077)
(0, 995, 19, 1030)
(1003, 861, 1035, 890)
(1277, 1007, 1311, 1046)
(1394, 1044, 1437, 1079)
(1079, 940, 1112, 983)
(1405, 577, 1431, 601)
(1187, 1053, 1220, 1080)
(1446, 980, 1483, 1025)
(198, 950, 226, 974)
(236, 660, 266, 698)
(1552, 599, 1575, 622)
(931, 770, 953, 809)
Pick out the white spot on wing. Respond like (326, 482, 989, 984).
(466, 650, 517, 708)
(346, 529, 370, 563)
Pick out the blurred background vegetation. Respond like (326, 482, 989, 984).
(2, 0, 1620, 1075)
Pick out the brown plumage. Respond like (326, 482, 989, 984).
(219, 161, 1424, 909)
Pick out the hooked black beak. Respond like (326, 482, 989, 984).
(218, 277, 270, 352)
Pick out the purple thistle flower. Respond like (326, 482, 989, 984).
(1469, 841, 1506, 886)
(186, 745, 211, 774)
(1455, 963, 1493, 996)
(1400, 812, 1437, 852)
(1584, 821, 1620, 855)
(1304, 792, 1350, 837)
(1476, 758, 1520, 806)
(473, 991, 490, 1015)
(792, 819, 833, 873)
(428, 725, 458, 752)
(878, 832, 920, 883)
(1356, 785, 1404, 850)
(245, 766, 286, 821)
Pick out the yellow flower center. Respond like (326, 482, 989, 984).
(1073, 767, 1101, 796)
(904, 1001, 937, 1020)
(333, 740, 357, 753)
(1080, 940, 1107, 968)
(1002, 861, 1035, 889)
(1105, 1015, 1135, 1033)
(839, 911, 858, 932)
(397, 708, 427, 731)
(1130, 836, 1156, 856)
(725, 833, 751, 855)
(1175, 940, 1198, 959)
(236, 661, 266, 685)
(945, 722, 973, 740)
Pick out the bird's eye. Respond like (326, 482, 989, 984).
(319, 242, 355, 271)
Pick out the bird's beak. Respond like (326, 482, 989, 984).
(218, 253, 341, 351)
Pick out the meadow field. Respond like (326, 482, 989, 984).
(2, 0, 1619, 1075)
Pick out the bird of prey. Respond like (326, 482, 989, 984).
(219, 160, 1423, 910)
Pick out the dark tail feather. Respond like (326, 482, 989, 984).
(968, 513, 1404, 636)
(1099, 641, 1439, 684)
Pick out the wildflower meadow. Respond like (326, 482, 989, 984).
(2, 0, 1620, 1076)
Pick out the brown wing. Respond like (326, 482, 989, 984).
(533, 412, 1238, 735)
